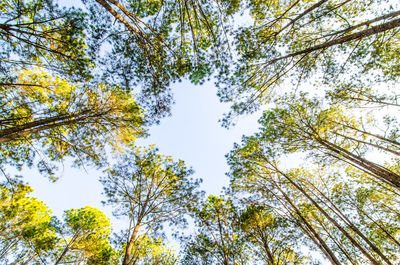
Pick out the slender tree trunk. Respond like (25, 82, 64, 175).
(332, 131, 400, 157)
(54, 232, 81, 265)
(94, 0, 145, 40)
(267, 17, 400, 65)
(318, 138, 400, 189)
(262, 240, 276, 265)
(269, 162, 391, 265)
(305, 177, 400, 254)
(256, 230, 276, 265)
(216, 211, 229, 265)
(336, 122, 400, 148)
(270, 181, 342, 265)
(0, 110, 91, 143)
(122, 223, 141, 265)
(277, 0, 330, 34)
(350, 201, 400, 248)
(314, 213, 358, 265)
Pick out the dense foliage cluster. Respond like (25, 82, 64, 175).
(1, 0, 400, 264)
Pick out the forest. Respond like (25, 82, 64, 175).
(1, 0, 400, 264)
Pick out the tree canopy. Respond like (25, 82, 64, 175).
(1, 0, 400, 264)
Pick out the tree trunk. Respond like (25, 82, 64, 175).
(318, 138, 400, 189)
(270, 180, 342, 265)
(122, 224, 141, 265)
(269, 162, 390, 265)
(267, 17, 400, 65)
(0, 109, 91, 143)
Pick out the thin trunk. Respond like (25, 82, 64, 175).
(106, 0, 156, 35)
(277, 0, 330, 34)
(54, 232, 81, 265)
(216, 211, 229, 265)
(314, 10, 400, 42)
(258, 231, 275, 265)
(267, 17, 400, 65)
(333, 131, 400, 157)
(315, 213, 358, 265)
(0, 239, 18, 259)
(94, 0, 150, 44)
(328, 152, 397, 190)
(271, 181, 342, 265)
(336, 122, 400, 148)
(351, 201, 400, 248)
(122, 224, 141, 265)
(267, 162, 384, 265)
(308, 178, 400, 258)
(318, 138, 400, 189)
(338, 95, 400, 108)
(0, 109, 91, 143)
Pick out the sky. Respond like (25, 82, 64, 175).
(0, 0, 262, 232)
(26, 79, 261, 226)
(9, 0, 286, 228)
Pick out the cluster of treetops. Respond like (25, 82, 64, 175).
(1, 0, 400, 264)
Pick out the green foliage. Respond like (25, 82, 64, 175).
(82, 0, 224, 122)
(240, 205, 306, 264)
(227, 130, 400, 264)
(234, 93, 400, 189)
(0, 0, 229, 178)
(0, 181, 57, 263)
(2, 1, 400, 264)
(182, 195, 251, 265)
(0, 0, 91, 79)
(53, 206, 116, 264)
(101, 146, 202, 264)
(124, 235, 178, 265)
(216, 0, 400, 125)
(0, 182, 118, 264)
(0, 68, 145, 179)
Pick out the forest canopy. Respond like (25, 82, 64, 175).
(1, 0, 400, 264)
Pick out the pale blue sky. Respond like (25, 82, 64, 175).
(27, 80, 260, 226)
(11, 0, 261, 228)
(15, 0, 269, 228)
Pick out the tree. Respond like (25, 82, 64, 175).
(0, 179, 118, 264)
(181, 195, 251, 265)
(0, 181, 57, 264)
(240, 205, 306, 265)
(120, 235, 178, 265)
(100, 146, 202, 265)
(228, 148, 342, 264)
(248, 94, 400, 189)
(227, 133, 400, 264)
(0, 68, 144, 179)
(81, 0, 227, 122)
(52, 206, 116, 265)
(216, 0, 400, 124)
(0, 0, 153, 178)
(0, 0, 91, 80)
(0, 0, 231, 178)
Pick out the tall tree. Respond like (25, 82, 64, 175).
(100, 146, 202, 265)
(239, 205, 307, 265)
(249, 95, 400, 189)
(0, 179, 118, 264)
(117, 235, 178, 265)
(82, 0, 228, 122)
(216, 0, 400, 124)
(0, 68, 144, 179)
(0, 0, 91, 80)
(52, 206, 116, 265)
(0, 181, 57, 264)
(181, 195, 250, 265)
(227, 133, 400, 264)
